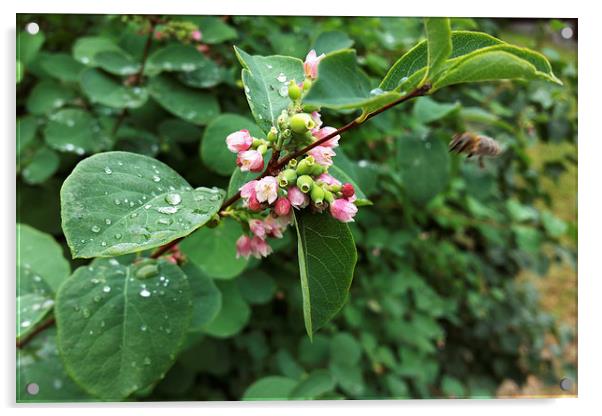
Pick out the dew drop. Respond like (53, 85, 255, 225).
(91, 225, 101, 233)
(143, 357, 152, 365)
(370, 88, 384, 96)
(157, 218, 172, 226)
(114, 233, 122, 240)
(140, 324, 148, 332)
(276, 73, 287, 82)
(114, 199, 121, 205)
(21, 320, 31, 328)
(152, 175, 161, 182)
(155, 206, 178, 215)
(82, 308, 90, 318)
(139, 288, 151, 298)
(103, 286, 111, 293)
(104, 167, 112, 175)
(101, 241, 107, 247)
(105, 218, 112, 225)
(165, 193, 182, 205)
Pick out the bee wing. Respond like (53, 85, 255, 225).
(449, 134, 469, 153)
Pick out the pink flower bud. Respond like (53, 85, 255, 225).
(311, 111, 323, 129)
(240, 180, 258, 199)
(341, 183, 355, 199)
(237, 150, 264, 172)
(274, 197, 291, 216)
(236, 235, 253, 259)
(191, 30, 202, 41)
(304, 49, 325, 79)
(308, 146, 336, 167)
(264, 214, 290, 238)
(287, 186, 309, 209)
(196, 44, 210, 54)
(316, 173, 341, 187)
(226, 129, 252, 153)
(330, 198, 358, 223)
(154, 31, 164, 41)
(312, 126, 340, 148)
(250, 236, 273, 258)
(249, 219, 266, 238)
(254, 176, 278, 204)
(248, 195, 263, 211)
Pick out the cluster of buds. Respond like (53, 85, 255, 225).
(227, 50, 360, 260)
(153, 20, 203, 48)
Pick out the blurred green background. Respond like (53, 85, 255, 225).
(17, 15, 577, 400)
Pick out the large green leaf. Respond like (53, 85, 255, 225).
(17, 224, 70, 340)
(17, 329, 90, 402)
(17, 30, 45, 66)
(294, 211, 357, 338)
(17, 115, 38, 156)
(21, 146, 60, 185)
(200, 113, 265, 176)
(72, 36, 122, 66)
(201, 280, 250, 338)
(303, 49, 402, 114)
(55, 258, 192, 400)
(242, 376, 298, 400)
(397, 134, 450, 205)
(312, 31, 354, 55)
(180, 262, 222, 331)
(146, 44, 212, 76)
(149, 74, 220, 125)
(39, 53, 86, 82)
(95, 50, 140, 76)
(60, 151, 225, 258)
(237, 270, 276, 305)
(80, 68, 148, 109)
(180, 218, 248, 279)
(422, 17, 452, 82)
(432, 45, 562, 89)
(44, 109, 111, 155)
(289, 370, 335, 400)
(158, 119, 202, 144)
(234, 46, 304, 133)
(412, 96, 460, 123)
(26, 81, 75, 115)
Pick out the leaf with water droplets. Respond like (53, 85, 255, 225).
(55, 258, 192, 400)
(26, 80, 75, 115)
(72, 36, 123, 67)
(148, 74, 220, 125)
(234, 46, 304, 134)
(80, 68, 148, 109)
(44, 108, 110, 155)
(95, 50, 141, 76)
(60, 151, 225, 258)
(146, 44, 214, 76)
(17, 224, 70, 341)
(17, 328, 90, 402)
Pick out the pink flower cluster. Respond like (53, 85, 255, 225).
(226, 130, 265, 173)
(235, 214, 291, 259)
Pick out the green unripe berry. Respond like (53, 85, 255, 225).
(281, 128, 292, 139)
(278, 169, 297, 188)
(277, 111, 289, 129)
(290, 113, 316, 134)
(252, 138, 263, 148)
(296, 157, 314, 175)
(310, 184, 325, 204)
(257, 144, 268, 155)
(329, 184, 342, 192)
(310, 164, 325, 176)
(303, 79, 312, 91)
(296, 175, 314, 193)
(267, 127, 278, 142)
(288, 80, 301, 100)
(324, 189, 334, 204)
(287, 159, 298, 169)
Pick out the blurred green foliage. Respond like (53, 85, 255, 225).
(16, 15, 576, 401)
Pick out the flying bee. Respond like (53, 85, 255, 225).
(449, 132, 502, 168)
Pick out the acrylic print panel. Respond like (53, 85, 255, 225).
(16, 14, 577, 402)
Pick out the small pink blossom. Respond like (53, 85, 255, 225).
(236, 235, 253, 259)
(308, 146, 336, 167)
(274, 197, 291, 216)
(196, 44, 209, 54)
(240, 180, 262, 211)
(191, 30, 202, 41)
(311, 111, 323, 129)
(316, 173, 341, 187)
(312, 126, 340, 148)
(226, 129, 252, 153)
(237, 150, 264, 172)
(249, 219, 266, 238)
(287, 186, 309, 209)
(254, 176, 278, 204)
(330, 198, 358, 223)
(250, 236, 273, 258)
(304, 49, 325, 79)
(264, 214, 291, 238)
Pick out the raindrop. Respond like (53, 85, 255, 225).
(114, 233, 122, 240)
(152, 175, 161, 182)
(82, 308, 90, 318)
(130, 212, 138, 218)
(370, 88, 384, 96)
(136, 264, 159, 279)
(21, 320, 31, 328)
(165, 193, 182, 205)
(155, 206, 178, 215)
(276, 73, 287, 82)
(103, 286, 111, 293)
(144, 204, 152, 209)
(143, 357, 152, 365)
(157, 218, 172, 226)
(104, 167, 112, 175)
(278, 85, 288, 97)
(91, 225, 101, 233)
(139, 288, 151, 298)
(105, 218, 112, 225)
(101, 241, 107, 247)
(93, 295, 101, 303)
(114, 199, 121, 205)
(140, 324, 148, 332)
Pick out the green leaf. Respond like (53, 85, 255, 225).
(17, 224, 70, 339)
(330, 332, 362, 365)
(242, 376, 298, 400)
(329, 361, 365, 396)
(441, 375, 466, 397)
(60, 151, 225, 258)
(201, 280, 250, 338)
(234, 46, 305, 133)
(422, 17, 452, 82)
(149, 74, 220, 125)
(432, 45, 562, 89)
(180, 218, 248, 279)
(201, 113, 265, 176)
(397, 134, 450, 205)
(189, 16, 237, 44)
(303, 49, 402, 113)
(17, 115, 38, 156)
(39, 53, 86, 82)
(158, 119, 202, 144)
(289, 370, 335, 400)
(95, 50, 140, 76)
(22, 146, 60, 185)
(44, 109, 111, 155)
(178, 64, 222, 89)
(312, 31, 354, 55)
(412, 96, 460, 123)
(17, 31, 45, 65)
(55, 258, 192, 400)
(237, 270, 277, 305)
(180, 262, 222, 331)
(294, 211, 357, 338)
(72, 36, 122, 66)
(17, 329, 90, 402)
(80, 68, 148, 109)
(146, 44, 212, 76)
(26, 81, 75, 115)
